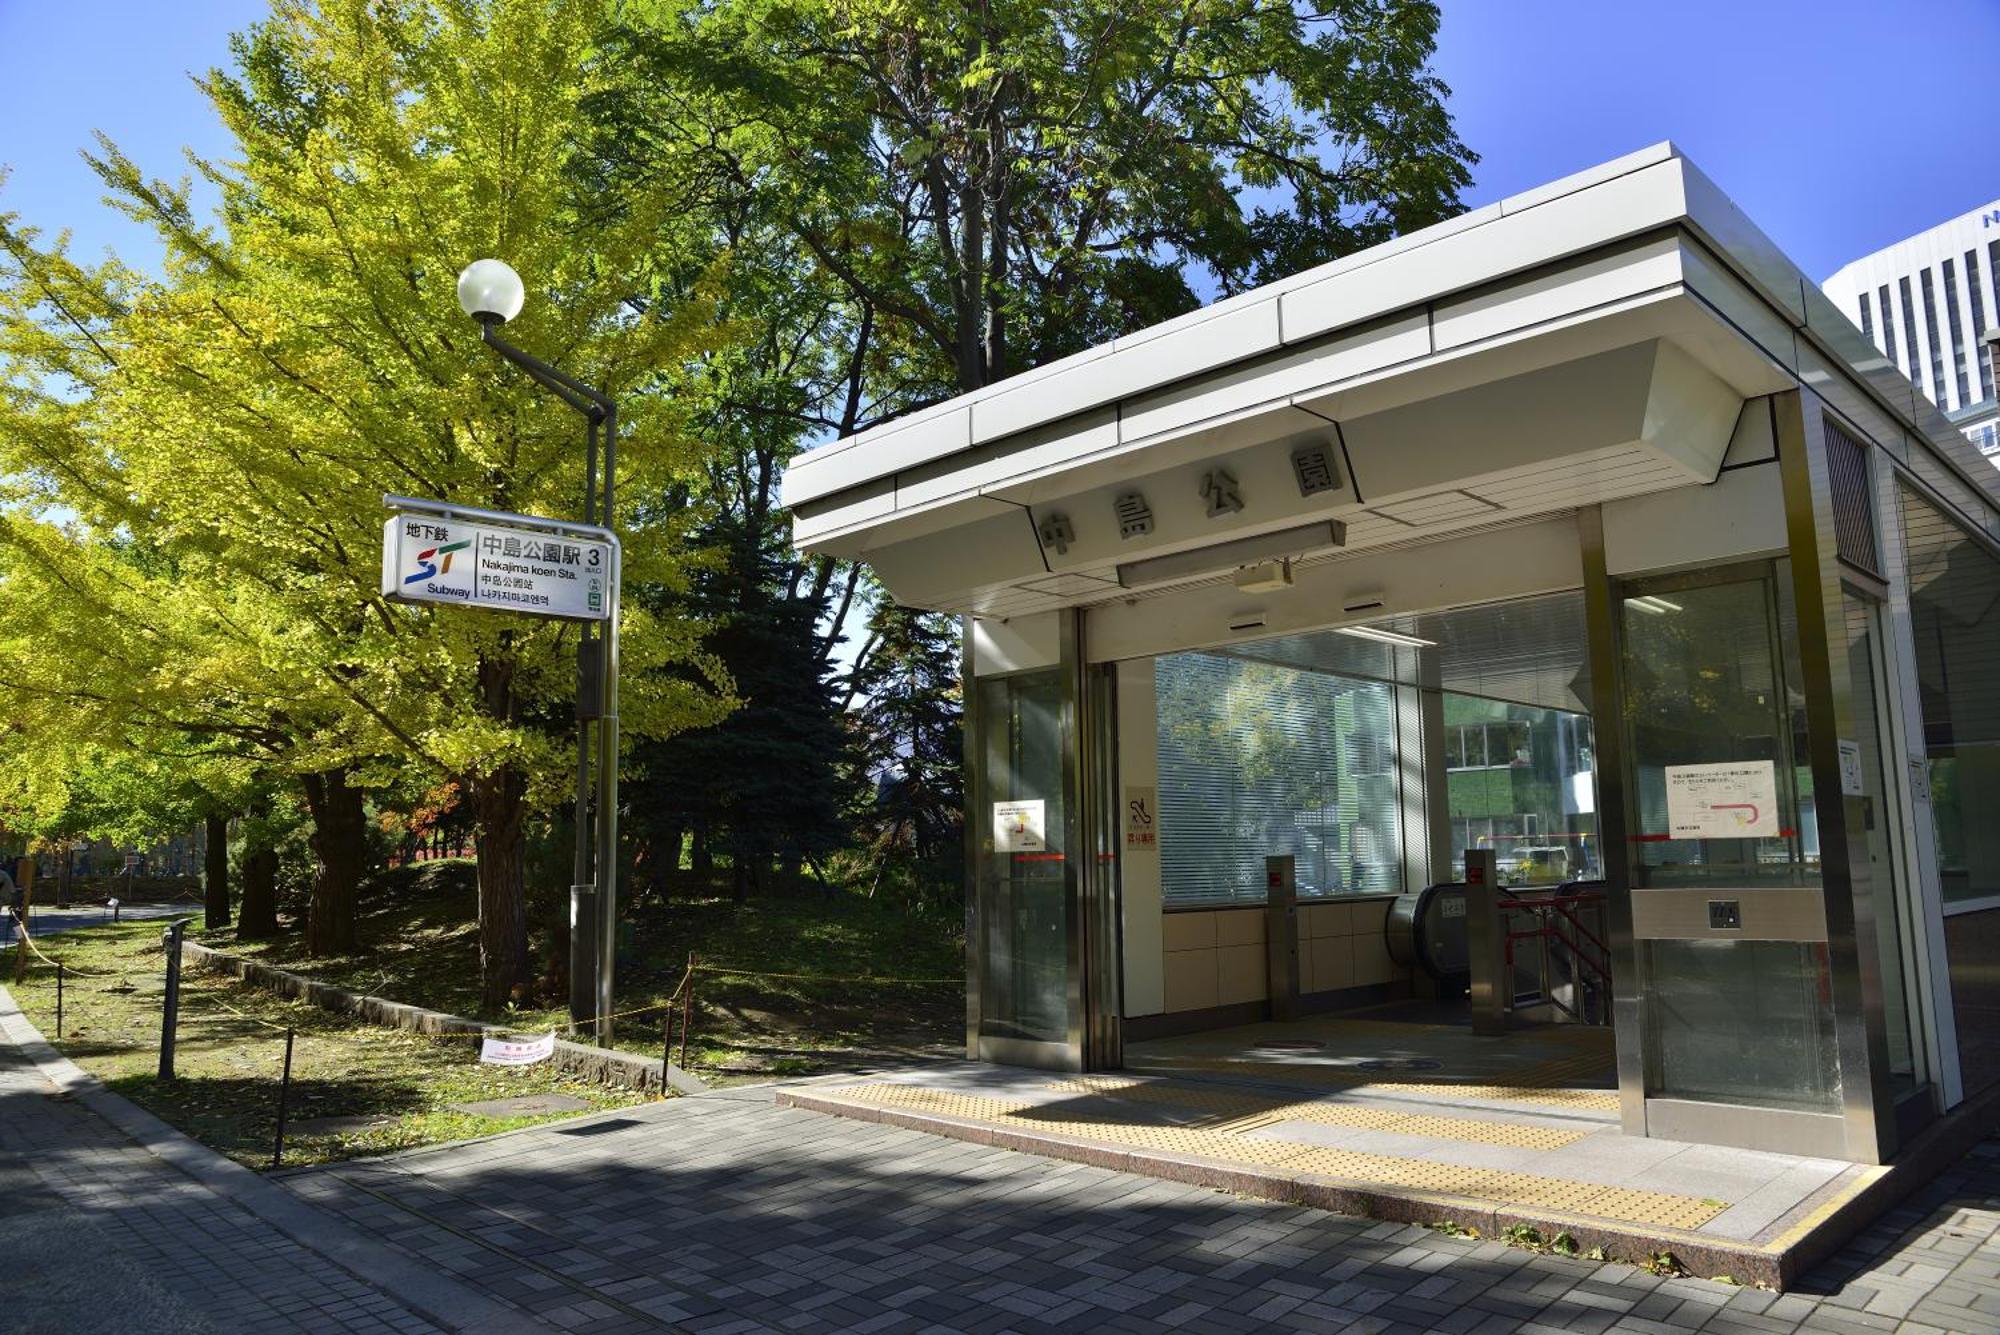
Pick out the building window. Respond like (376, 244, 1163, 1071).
(1857, 292, 1873, 342)
(1900, 276, 1923, 392)
(1444, 696, 1597, 885)
(1944, 258, 1971, 405)
(1970, 249, 1995, 403)
(1155, 651, 1403, 904)
(1921, 269, 1948, 407)
(1990, 240, 2000, 339)
(1879, 284, 1897, 364)
(1900, 485, 2000, 906)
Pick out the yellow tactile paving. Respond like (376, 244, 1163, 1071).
(830, 1082, 1723, 1231)
(1042, 1075, 1589, 1150)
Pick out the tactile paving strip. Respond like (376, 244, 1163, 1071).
(1045, 1076, 1589, 1150)
(830, 1082, 1722, 1230)
(1136, 1056, 1621, 1111)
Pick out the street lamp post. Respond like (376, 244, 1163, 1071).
(456, 259, 621, 1044)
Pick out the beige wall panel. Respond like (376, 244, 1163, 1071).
(1162, 912, 1217, 953)
(1163, 950, 1219, 1012)
(1217, 944, 1268, 1005)
(1216, 909, 1266, 947)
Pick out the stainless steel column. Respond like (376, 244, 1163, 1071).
(1265, 855, 1300, 1022)
(1465, 848, 1506, 1035)
(1076, 633, 1123, 1070)
(1774, 391, 1897, 1163)
(960, 616, 982, 1060)
(1578, 505, 1647, 1135)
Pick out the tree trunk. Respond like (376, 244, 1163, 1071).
(691, 824, 713, 880)
(301, 770, 364, 955)
(203, 811, 231, 929)
(470, 763, 530, 1012)
(238, 836, 279, 938)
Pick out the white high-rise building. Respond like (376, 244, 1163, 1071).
(1823, 199, 2000, 458)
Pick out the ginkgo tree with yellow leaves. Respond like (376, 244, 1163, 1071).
(0, 0, 734, 1010)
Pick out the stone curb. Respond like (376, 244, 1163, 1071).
(181, 939, 705, 1096)
(773, 1087, 1796, 1287)
(0, 984, 552, 1335)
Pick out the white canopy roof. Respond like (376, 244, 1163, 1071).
(784, 144, 2000, 617)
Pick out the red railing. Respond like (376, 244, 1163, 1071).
(1498, 890, 1611, 1023)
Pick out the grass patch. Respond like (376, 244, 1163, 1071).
(192, 861, 965, 1083)
(7, 920, 646, 1170)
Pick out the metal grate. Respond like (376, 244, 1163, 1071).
(1823, 417, 1881, 576)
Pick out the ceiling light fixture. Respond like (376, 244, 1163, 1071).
(1334, 624, 1437, 649)
(1115, 520, 1345, 589)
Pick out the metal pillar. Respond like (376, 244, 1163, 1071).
(158, 917, 192, 1080)
(1465, 848, 1507, 1035)
(473, 324, 621, 1044)
(1773, 391, 1897, 1163)
(1265, 855, 1300, 1023)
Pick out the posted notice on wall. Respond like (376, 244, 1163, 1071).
(1664, 760, 1780, 839)
(479, 1031, 557, 1066)
(1124, 786, 1157, 850)
(993, 799, 1047, 852)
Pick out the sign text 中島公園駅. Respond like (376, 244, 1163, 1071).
(381, 513, 611, 621)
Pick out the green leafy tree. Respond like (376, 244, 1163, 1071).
(603, 0, 1475, 402)
(0, 0, 734, 1009)
(849, 601, 963, 909)
(628, 509, 857, 899)
(590, 0, 1473, 909)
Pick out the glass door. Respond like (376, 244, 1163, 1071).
(973, 669, 1073, 1057)
(1619, 561, 1844, 1114)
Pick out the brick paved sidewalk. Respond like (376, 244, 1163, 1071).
(0, 988, 545, 1334)
(279, 1083, 2000, 1334)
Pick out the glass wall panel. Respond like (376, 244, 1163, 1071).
(1445, 695, 1599, 884)
(1899, 485, 2000, 905)
(1155, 652, 1401, 904)
(975, 670, 1068, 1044)
(1621, 572, 1815, 887)
(1644, 939, 1842, 1112)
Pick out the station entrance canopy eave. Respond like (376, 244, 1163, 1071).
(782, 144, 2000, 618)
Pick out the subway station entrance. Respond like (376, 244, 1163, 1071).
(782, 144, 2000, 1238)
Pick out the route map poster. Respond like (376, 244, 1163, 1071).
(1664, 760, 1780, 839)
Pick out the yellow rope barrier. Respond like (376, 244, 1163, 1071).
(7, 911, 123, 978)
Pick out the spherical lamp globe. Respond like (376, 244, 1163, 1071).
(456, 259, 525, 325)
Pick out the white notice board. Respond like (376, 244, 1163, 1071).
(993, 799, 1047, 852)
(1664, 761, 1780, 839)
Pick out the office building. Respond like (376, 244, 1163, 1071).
(1823, 199, 2000, 456)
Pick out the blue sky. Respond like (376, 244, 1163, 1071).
(1, 0, 1996, 281)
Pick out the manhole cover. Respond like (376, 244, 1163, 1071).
(1256, 1040, 1326, 1051)
(1355, 1058, 1442, 1072)
(554, 1117, 644, 1137)
(449, 1093, 592, 1118)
